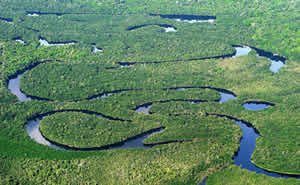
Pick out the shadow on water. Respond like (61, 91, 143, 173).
(149, 14, 216, 23)
(127, 24, 177, 32)
(250, 46, 286, 73)
(0, 17, 13, 23)
(232, 44, 286, 73)
(12, 36, 25, 44)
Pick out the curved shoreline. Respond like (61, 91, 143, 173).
(242, 101, 275, 111)
(251, 161, 300, 177)
(242, 100, 276, 106)
(117, 51, 237, 65)
(233, 44, 286, 73)
(134, 99, 212, 115)
(79, 86, 236, 102)
(117, 44, 286, 74)
(7, 61, 237, 103)
(6, 44, 256, 102)
(199, 113, 299, 184)
(5, 43, 298, 182)
(26, 110, 190, 151)
(28, 109, 132, 122)
(7, 60, 60, 102)
(133, 87, 237, 115)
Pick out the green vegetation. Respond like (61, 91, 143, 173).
(0, 0, 299, 184)
(20, 62, 221, 101)
(40, 112, 136, 148)
(206, 165, 299, 185)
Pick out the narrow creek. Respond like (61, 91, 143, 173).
(134, 87, 236, 115)
(117, 45, 251, 67)
(116, 44, 285, 73)
(135, 99, 211, 115)
(249, 46, 286, 73)
(0, 17, 13, 24)
(149, 14, 216, 24)
(127, 24, 177, 32)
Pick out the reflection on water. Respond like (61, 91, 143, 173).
(27, 13, 39, 17)
(176, 19, 214, 24)
(16, 39, 25, 44)
(8, 75, 31, 101)
(243, 103, 273, 111)
(164, 27, 177, 32)
(26, 113, 165, 151)
(26, 119, 64, 150)
(219, 92, 236, 104)
(270, 60, 284, 73)
(233, 46, 251, 58)
(93, 46, 103, 53)
(39, 39, 76, 46)
(135, 105, 152, 115)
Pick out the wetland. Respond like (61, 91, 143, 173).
(0, 0, 299, 184)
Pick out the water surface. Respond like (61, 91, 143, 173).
(164, 27, 177, 32)
(200, 115, 298, 185)
(233, 46, 251, 58)
(270, 60, 284, 73)
(243, 102, 273, 111)
(8, 75, 31, 101)
(39, 38, 76, 46)
(16, 39, 25, 44)
(251, 47, 286, 73)
(150, 14, 216, 24)
(93, 46, 103, 53)
(25, 111, 167, 151)
(219, 92, 236, 104)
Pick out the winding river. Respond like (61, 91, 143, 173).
(6, 44, 299, 184)
(8, 74, 31, 102)
(116, 44, 285, 73)
(199, 113, 299, 184)
(25, 109, 181, 151)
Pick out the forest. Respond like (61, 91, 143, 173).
(0, 0, 299, 184)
